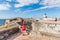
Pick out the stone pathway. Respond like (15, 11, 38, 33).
(6, 32, 60, 40)
(7, 32, 20, 40)
(13, 34, 60, 40)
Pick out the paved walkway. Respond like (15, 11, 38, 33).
(12, 34, 60, 40)
(7, 32, 20, 40)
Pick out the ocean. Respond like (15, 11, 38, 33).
(0, 19, 6, 26)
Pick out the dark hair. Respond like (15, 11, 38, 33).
(21, 19, 24, 22)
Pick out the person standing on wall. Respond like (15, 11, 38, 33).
(21, 19, 27, 36)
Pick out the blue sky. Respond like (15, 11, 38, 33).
(0, 0, 60, 19)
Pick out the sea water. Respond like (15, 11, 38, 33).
(0, 19, 6, 26)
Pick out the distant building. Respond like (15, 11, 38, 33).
(43, 13, 47, 18)
(43, 13, 58, 21)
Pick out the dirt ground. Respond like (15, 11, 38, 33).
(7, 33, 60, 40)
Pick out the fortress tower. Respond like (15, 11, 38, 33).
(43, 13, 47, 18)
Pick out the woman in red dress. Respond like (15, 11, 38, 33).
(21, 20, 27, 36)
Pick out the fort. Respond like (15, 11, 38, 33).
(0, 15, 60, 40)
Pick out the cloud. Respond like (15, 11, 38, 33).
(14, 0, 60, 12)
(0, 3, 11, 10)
(6, 0, 60, 9)
(0, 0, 60, 11)
(15, 0, 39, 8)
(40, 0, 60, 8)
(25, 0, 60, 12)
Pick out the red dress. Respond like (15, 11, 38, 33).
(21, 21, 26, 31)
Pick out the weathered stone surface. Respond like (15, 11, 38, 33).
(0, 27, 19, 40)
(31, 21, 60, 37)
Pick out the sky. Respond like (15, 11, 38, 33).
(0, 0, 60, 19)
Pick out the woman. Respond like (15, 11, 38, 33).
(21, 19, 27, 36)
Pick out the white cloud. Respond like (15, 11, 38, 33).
(41, 0, 60, 8)
(0, 3, 11, 10)
(26, 0, 60, 11)
(15, 0, 39, 8)
(15, 0, 60, 8)
(0, 0, 60, 11)
(15, 0, 60, 12)
(40, 5, 60, 9)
